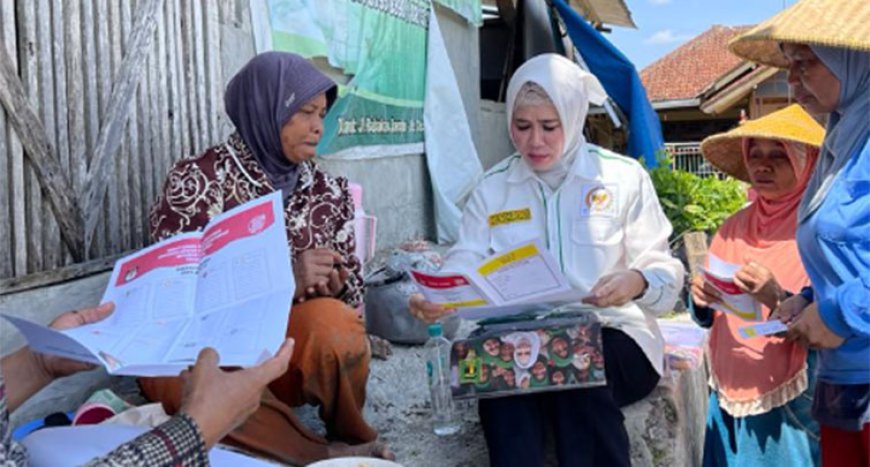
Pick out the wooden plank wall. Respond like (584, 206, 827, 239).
(0, 0, 231, 281)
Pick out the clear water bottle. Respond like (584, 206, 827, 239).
(424, 323, 461, 436)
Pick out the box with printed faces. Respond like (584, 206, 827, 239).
(449, 310, 606, 399)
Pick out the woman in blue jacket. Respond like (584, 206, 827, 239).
(730, 1, 869, 464)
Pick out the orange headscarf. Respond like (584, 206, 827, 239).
(706, 138, 818, 416)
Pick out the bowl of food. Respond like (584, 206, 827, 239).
(306, 458, 403, 467)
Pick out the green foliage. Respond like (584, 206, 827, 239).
(646, 153, 747, 243)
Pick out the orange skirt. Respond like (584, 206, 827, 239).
(139, 298, 376, 465)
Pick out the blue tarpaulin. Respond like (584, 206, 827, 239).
(552, 0, 665, 167)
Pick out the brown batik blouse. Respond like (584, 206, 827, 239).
(149, 133, 363, 308)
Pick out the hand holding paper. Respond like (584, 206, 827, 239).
(733, 259, 784, 310)
(37, 303, 116, 378)
(411, 241, 572, 308)
(771, 293, 811, 324)
(409, 271, 487, 308)
(700, 254, 763, 322)
(738, 320, 788, 339)
(408, 293, 456, 324)
(691, 273, 722, 308)
(582, 270, 646, 308)
(410, 241, 587, 320)
(4, 192, 295, 376)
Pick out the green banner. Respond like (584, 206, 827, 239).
(260, 0, 430, 157)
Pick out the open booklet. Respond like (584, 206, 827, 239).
(410, 241, 587, 320)
(4, 191, 295, 377)
(700, 253, 763, 322)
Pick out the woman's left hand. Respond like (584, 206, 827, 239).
(312, 265, 350, 299)
(733, 259, 783, 310)
(786, 303, 845, 349)
(36, 303, 115, 378)
(582, 270, 646, 308)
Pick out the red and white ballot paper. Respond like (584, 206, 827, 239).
(4, 192, 294, 377)
(700, 253, 788, 338)
(410, 241, 586, 320)
(700, 254, 763, 322)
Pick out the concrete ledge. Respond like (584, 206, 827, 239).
(360, 343, 707, 467)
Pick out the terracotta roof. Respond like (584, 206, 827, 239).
(640, 25, 752, 103)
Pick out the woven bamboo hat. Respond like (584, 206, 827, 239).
(700, 104, 824, 182)
(728, 0, 870, 67)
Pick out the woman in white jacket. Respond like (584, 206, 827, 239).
(410, 53, 684, 466)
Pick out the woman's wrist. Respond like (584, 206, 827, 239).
(798, 286, 814, 303)
(631, 269, 649, 300)
(763, 283, 787, 309)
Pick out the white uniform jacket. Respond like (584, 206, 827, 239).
(444, 144, 685, 374)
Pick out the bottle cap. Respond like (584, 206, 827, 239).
(427, 323, 443, 337)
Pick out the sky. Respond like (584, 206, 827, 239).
(605, 0, 797, 71)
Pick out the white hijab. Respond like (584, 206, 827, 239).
(503, 331, 541, 370)
(505, 54, 608, 189)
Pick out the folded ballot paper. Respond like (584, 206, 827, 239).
(410, 241, 586, 320)
(700, 254, 763, 322)
(4, 192, 294, 377)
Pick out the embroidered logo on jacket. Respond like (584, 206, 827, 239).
(580, 184, 617, 217)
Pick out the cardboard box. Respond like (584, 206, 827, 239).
(450, 311, 606, 399)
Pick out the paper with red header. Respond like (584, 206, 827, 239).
(4, 192, 294, 376)
(410, 241, 587, 319)
(701, 253, 763, 322)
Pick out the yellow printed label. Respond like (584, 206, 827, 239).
(718, 300, 757, 321)
(477, 243, 539, 276)
(488, 208, 531, 227)
(443, 299, 488, 308)
(459, 356, 482, 383)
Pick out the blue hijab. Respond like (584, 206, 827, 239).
(224, 52, 336, 200)
(798, 46, 870, 220)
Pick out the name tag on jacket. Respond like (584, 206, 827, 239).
(488, 208, 532, 227)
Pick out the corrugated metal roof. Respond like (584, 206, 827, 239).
(569, 0, 636, 28)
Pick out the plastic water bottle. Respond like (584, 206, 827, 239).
(424, 323, 461, 436)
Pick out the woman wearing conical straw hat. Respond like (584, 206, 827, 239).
(693, 104, 823, 465)
(730, 1, 869, 465)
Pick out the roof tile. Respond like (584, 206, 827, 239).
(640, 25, 751, 103)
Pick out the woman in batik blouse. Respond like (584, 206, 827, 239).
(140, 52, 392, 465)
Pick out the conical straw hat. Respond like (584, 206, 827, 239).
(700, 104, 824, 182)
(729, 0, 870, 67)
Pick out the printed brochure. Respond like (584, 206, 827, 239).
(410, 241, 586, 319)
(4, 192, 294, 376)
